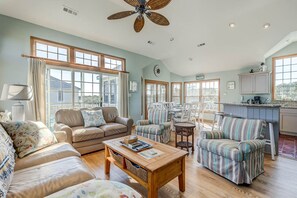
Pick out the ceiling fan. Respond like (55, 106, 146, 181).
(107, 0, 171, 33)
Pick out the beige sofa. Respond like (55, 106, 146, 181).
(54, 107, 133, 154)
(1, 128, 95, 198)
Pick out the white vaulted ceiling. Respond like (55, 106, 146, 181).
(0, 0, 297, 76)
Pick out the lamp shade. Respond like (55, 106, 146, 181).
(1, 84, 33, 101)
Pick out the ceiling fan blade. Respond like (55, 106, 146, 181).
(146, 0, 171, 10)
(107, 11, 135, 20)
(124, 0, 140, 7)
(146, 12, 169, 26)
(134, 15, 145, 32)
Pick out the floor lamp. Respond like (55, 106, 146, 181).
(1, 84, 33, 121)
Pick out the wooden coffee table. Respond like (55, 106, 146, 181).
(103, 136, 188, 198)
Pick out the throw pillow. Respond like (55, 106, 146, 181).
(81, 109, 106, 128)
(1, 121, 57, 158)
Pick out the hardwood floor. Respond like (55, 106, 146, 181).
(81, 130, 297, 198)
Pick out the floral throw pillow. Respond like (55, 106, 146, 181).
(1, 121, 57, 158)
(81, 110, 106, 128)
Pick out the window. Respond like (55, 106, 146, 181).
(32, 37, 126, 73)
(104, 57, 123, 71)
(35, 42, 68, 62)
(171, 82, 182, 104)
(273, 54, 297, 101)
(46, 67, 119, 129)
(184, 79, 220, 111)
(75, 50, 99, 67)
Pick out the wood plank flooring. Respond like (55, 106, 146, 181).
(81, 131, 297, 198)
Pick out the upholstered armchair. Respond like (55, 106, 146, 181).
(135, 109, 171, 143)
(197, 117, 266, 184)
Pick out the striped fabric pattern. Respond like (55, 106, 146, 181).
(197, 139, 242, 161)
(221, 117, 264, 141)
(238, 140, 266, 154)
(201, 131, 224, 139)
(197, 117, 265, 184)
(135, 125, 171, 143)
(136, 120, 150, 126)
(148, 109, 168, 125)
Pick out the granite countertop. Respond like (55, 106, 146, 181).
(218, 102, 282, 108)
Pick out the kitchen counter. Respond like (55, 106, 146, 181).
(220, 103, 280, 155)
(218, 102, 281, 108)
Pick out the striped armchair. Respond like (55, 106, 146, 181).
(197, 117, 266, 184)
(135, 109, 171, 143)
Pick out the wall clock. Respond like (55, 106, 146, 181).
(154, 65, 161, 77)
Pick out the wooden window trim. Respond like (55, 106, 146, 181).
(184, 79, 220, 112)
(31, 36, 127, 74)
(171, 82, 182, 103)
(272, 53, 297, 101)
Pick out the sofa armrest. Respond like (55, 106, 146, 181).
(53, 131, 67, 143)
(200, 131, 223, 139)
(238, 140, 266, 154)
(136, 120, 150, 126)
(54, 123, 73, 144)
(159, 122, 171, 130)
(115, 116, 134, 134)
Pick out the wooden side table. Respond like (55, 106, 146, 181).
(174, 122, 195, 152)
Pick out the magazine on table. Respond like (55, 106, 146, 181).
(138, 148, 163, 159)
(120, 140, 152, 152)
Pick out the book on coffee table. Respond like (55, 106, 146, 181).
(138, 148, 163, 159)
(120, 140, 152, 152)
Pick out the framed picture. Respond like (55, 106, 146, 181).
(129, 81, 137, 92)
(227, 81, 235, 90)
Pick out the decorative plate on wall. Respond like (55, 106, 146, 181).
(154, 65, 161, 77)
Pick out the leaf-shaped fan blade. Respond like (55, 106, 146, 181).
(134, 15, 145, 32)
(124, 0, 140, 7)
(107, 11, 135, 20)
(146, 12, 169, 26)
(146, 0, 171, 10)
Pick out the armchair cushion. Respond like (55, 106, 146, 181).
(135, 125, 161, 135)
(197, 139, 242, 161)
(159, 122, 171, 130)
(238, 140, 266, 154)
(200, 131, 223, 139)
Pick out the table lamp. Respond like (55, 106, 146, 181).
(1, 84, 33, 121)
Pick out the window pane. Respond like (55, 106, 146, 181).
(36, 43, 47, 51)
(75, 72, 81, 81)
(36, 50, 47, 58)
(62, 70, 71, 81)
(76, 58, 83, 64)
(275, 59, 282, 66)
(292, 64, 297, 72)
(48, 46, 58, 53)
(92, 61, 98, 67)
(84, 59, 91, 66)
(83, 83, 93, 92)
(91, 55, 98, 61)
(76, 51, 83, 58)
(58, 55, 67, 62)
(275, 66, 282, 73)
(58, 48, 67, 55)
(84, 53, 91, 60)
(284, 65, 291, 72)
(48, 52, 57, 60)
(93, 84, 100, 92)
(50, 69, 61, 80)
(284, 72, 290, 79)
(83, 73, 93, 82)
(93, 74, 100, 83)
(284, 58, 291, 65)
(292, 58, 297, 65)
(276, 73, 282, 80)
(292, 72, 297, 79)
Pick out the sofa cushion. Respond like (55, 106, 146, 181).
(72, 126, 104, 142)
(14, 142, 81, 171)
(100, 123, 127, 137)
(1, 121, 57, 158)
(7, 156, 95, 198)
(55, 109, 84, 127)
(197, 139, 243, 161)
(45, 179, 142, 198)
(101, 107, 119, 123)
(81, 109, 106, 128)
(0, 125, 15, 197)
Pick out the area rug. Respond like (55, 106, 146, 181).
(279, 134, 297, 160)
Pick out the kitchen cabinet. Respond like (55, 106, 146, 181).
(239, 72, 270, 94)
(280, 108, 297, 136)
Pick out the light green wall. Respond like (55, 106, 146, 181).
(0, 14, 159, 122)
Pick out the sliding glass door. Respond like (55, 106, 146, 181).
(46, 67, 118, 129)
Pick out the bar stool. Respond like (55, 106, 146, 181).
(265, 121, 276, 160)
(212, 112, 225, 131)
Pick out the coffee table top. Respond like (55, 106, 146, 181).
(103, 136, 188, 172)
(174, 122, 196, 128)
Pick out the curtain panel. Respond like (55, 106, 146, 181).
(118, 72, 129, 117)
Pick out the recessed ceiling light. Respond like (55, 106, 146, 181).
(170, 37, 174, 42)
(263, 23, 271, 29)
(285, 39, 290, 44)
(147, 40, 154, 45)
(189, 57, 193, 61)
(229, 23, 236, 28)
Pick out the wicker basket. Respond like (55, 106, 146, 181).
(125, 158, 148, 182)
(109, 149, 123, 165)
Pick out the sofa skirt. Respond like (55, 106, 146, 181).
(197, 147, 264, 184)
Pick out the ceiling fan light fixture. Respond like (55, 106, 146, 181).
(229, 23, 236, 28)
(263, 23, 271, 29)
(170, 37, 174, 42)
